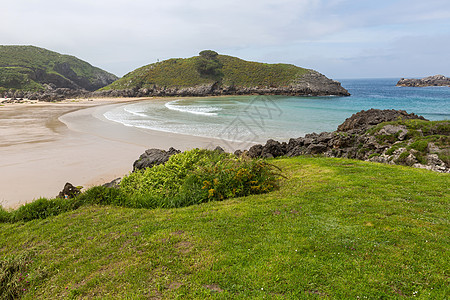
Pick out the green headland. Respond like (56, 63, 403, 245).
(0, 45, 117, 93)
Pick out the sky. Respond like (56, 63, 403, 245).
(2, 0, 450, 79)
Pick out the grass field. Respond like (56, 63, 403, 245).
(0, 157, 448, 299)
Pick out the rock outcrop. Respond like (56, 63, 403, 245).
(58, 182, 81, 199)
(397, 75, 450, 87)
(337, 109, 427, 133)
(237, 109, 449, 173)
(133, 147, 181, 171)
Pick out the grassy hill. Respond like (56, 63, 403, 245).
(1, 157, 448, 299)
(100, 50, 350, 97)
(104, 54, 308, 90)
(0, 45, 118, 92)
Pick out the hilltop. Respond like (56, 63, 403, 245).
(0, 45, 118, 94)
(99, 50, 350, 97)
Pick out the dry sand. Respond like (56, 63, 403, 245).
(0, 98, 242, 209)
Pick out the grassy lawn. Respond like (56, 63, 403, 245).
(0, 157, 448, 299)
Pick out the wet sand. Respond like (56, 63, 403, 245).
(0, 98, 241, 209)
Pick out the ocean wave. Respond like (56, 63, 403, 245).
(165, 100, 220, 116)
(123, 105, 151, 118)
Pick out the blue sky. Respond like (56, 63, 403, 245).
(2, 0, 450, 79)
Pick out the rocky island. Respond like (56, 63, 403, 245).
(396, 75, 450, 87)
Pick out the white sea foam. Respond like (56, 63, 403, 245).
(123, 105, 149, 118)
(165, 100, 220, 116)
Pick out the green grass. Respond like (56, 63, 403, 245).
(0, 157, 448, 299)
(102, 53, 310, 91)
(0, 45, 118, 92)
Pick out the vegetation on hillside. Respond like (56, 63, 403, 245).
(101, 50, 309, 91)
(0, 45, 118, 93)
(0, 149, 280, 223)
(0, 157, 448, 298)
(367, 119, 450, 165)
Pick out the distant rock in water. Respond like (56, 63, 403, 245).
(396, 75, 450, 87)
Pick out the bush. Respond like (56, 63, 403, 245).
(10, 198, 72, 222)
(120, 149, 281, 208)
(73, 186, 126, 207)
(2, 149, 282, 223)
(196, 50, 223, 77)
(0, 206, 10, 222)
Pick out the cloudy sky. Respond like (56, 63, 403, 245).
(2, 0, 450, 79)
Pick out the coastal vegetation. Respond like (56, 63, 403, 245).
(0, 45, 117, 93)
(0, 155, 448, 298)
(101, 51, 309, 91)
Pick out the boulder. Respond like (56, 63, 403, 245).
(58, 182, 81, 199)
(248, 144, 263, 158)
(305, 143, 328, 154)
(261, 139, 285, 158)
(133, 147, 181, 171)
(102, 178, 122, 188)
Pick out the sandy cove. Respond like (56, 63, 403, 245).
(0, 98, 244, 209)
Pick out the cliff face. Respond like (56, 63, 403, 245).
(397, 75, 450, 87)
(0, 45, 118, 92)
(101, 51, 350, 97)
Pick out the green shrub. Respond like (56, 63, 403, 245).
(408, 140, 429, 153)
(10, 198, 72, 222)
(73, 186, 126, 207)
(120, 149, 281, 208)
(179, 158, 280, 206)
(0, 206, 10, 222)
(396, 151, 410, 164)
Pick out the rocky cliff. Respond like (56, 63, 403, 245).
(397, 75, 450, 87)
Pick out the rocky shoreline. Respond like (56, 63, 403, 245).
(130, 109, 449, 177)
(1, 70, 350, 101)
(397, 75, 450, 87)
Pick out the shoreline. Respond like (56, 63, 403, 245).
(0, 97, 245, 209)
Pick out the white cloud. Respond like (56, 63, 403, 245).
(1, 0, 449, 77)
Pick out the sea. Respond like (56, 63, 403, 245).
(103, 78, 450, 144)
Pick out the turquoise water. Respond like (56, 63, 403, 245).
(103, 78, 450, 143)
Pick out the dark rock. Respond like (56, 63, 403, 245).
(286, 145, 306, 157)
(234, 149, 243, 157)
(248, 144, 263, 158)
(261, 139, 285, 158)
(305, 143, 328, 154)
(102, 178, 122, 188)
(58, 182, 81, 199)
(133, 147, 181, 171)
(213, 146, 225, 153)
(337, 109, 427, 133)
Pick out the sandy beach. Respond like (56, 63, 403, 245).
(0, 98, 241, 209)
